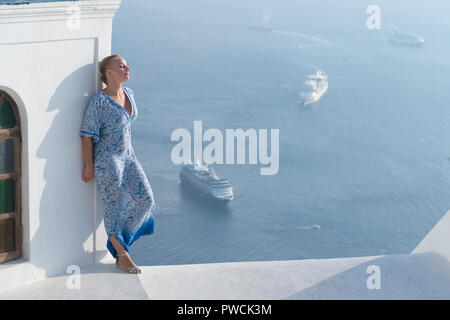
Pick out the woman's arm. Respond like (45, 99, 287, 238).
(81, 136, 94, 183)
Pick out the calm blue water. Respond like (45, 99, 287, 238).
(111, 0, 450, 266)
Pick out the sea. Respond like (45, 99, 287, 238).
(109, 0, 450, 266)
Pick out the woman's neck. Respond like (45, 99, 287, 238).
(103, 83, 123, 97)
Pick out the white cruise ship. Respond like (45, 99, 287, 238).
(298, 70, 328, 106)
(179, 160, 234, 202)
(248, 22, 273, 32)
(388, 31, 424, 47)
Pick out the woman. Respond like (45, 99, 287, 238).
(80, 55, 156, 274)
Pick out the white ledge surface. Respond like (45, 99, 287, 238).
(1, 252, 450, 300)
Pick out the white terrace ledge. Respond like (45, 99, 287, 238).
(1, 212, 450, 300)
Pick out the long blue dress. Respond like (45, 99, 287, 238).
(80, 86, 156, 259)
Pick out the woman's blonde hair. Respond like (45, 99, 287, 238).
(100, 55, 120, 85)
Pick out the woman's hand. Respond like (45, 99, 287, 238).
(81, 136, 94, 183)
(82, 165, 94, 183)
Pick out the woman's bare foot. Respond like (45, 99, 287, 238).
(116, 252, 142, 274)
(109, 235, 141, 274)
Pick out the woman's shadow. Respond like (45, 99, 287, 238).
(32, 64, 110, 277)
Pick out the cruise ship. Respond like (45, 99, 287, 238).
(298, 70, 328, 106)
(179, 161, 234, 202)
(388, 32, 424, 47)
(248, 23, 273, 32)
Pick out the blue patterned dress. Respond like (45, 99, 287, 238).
(80, 86, 155, 259)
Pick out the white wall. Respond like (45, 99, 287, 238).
(0, 0, 121, 293)
(412, 210, 450, 261)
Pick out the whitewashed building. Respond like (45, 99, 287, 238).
(0, 0, 120, 293)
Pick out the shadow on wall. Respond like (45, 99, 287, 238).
(31, 63, 109, 277)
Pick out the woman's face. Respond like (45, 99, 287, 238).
(106, 57, 130, 84)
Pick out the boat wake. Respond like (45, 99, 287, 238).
(272, 30, 333, 46)
(295, 224, 321, 230)
(272, 224, 321, 231)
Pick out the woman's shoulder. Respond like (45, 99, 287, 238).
(124, 86, 134, 96)
(87, 90, 107, 106)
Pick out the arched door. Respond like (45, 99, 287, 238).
(0, 91, 21, 263)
